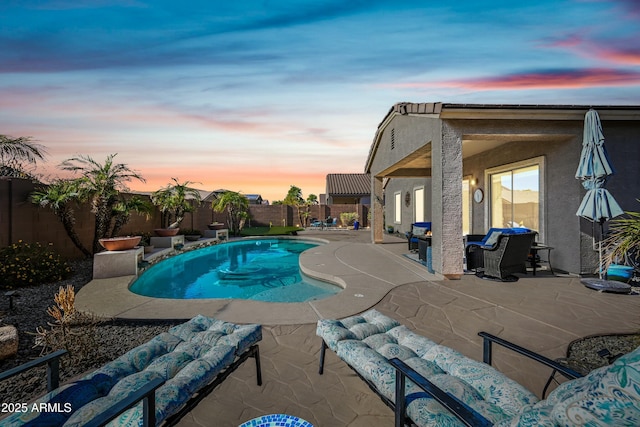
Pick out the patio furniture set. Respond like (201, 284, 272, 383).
(3, 307, 640, 426)
(317, 308, 640, 427)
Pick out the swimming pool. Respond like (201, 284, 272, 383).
(129, 238, 341, 302)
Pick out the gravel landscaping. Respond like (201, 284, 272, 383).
(0, 259, 182, 404)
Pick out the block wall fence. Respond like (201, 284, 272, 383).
(0, 178, 369, 259)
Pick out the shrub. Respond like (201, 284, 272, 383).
(339, 212, 359, 227)
(0, 241, 72, 289)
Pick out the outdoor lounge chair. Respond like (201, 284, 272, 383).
(466, 229, 536, 280)
(406, 222, 431, 251)
(0, 315, 262, 426)
(317, 309, 640, 427)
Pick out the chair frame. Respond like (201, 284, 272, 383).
(1, 345, 262, 427)
(468, 232, 537, 280)
(391, 332, 583, 427)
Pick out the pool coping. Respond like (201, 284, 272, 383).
(75, 235, 440, 325)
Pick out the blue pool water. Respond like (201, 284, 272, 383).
(129, 238, 341, 302)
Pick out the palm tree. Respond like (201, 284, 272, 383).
(110, 196, 153, 237)
(31, 180, 91, 258)
(0, 135, 47, 177)
(151, 178, 202, 229)
(60, 154, 145, 253)
(213, 191, 249, 235)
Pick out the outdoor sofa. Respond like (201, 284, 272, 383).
(0, 315, 262, 426)
(317, 309, 640, 426)
(406, 222, 431, 251)
(466, 228, 536, 280)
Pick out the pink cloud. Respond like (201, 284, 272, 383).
(387, 69, 640, 91)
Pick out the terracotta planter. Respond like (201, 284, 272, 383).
(207, 223, 226, 230)
(99, 236, 141, 251)
(154, 228, 180, 237)
(185, 235, 201, 241)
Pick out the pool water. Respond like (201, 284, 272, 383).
(129, 238, 341, 302)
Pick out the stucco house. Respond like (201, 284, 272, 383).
(325, 173, 371, 204)
(365, 102, 640, 279)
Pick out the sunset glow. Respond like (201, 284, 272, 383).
(2, 0, 639, 202)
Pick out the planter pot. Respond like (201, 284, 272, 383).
(99, 236, 141, 251)
(155, 228, 180, 237)
(185, 235, 201, 241)
(207, 223, 225, 230)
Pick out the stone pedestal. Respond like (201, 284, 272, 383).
(203, 229, 229, 241)
(93, 246, 144, 279)
(150, 235, 185, 248)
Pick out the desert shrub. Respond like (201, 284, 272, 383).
(0, 241, 72, 289)
(33, 285, 100, 362)
(339, 212, 359, 227)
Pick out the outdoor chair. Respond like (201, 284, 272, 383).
(317, 309, 640, 427)
(0, 315, 262, 426)
(406, 222, 431, 251)
(468, 231, 537, 281)
(466, 228, 535, 276)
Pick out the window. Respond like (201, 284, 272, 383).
(486, 157, 544, 235)
(394, 192, 401, 223)
(414, 187, 425, 222)
(462, 179, 471, 235)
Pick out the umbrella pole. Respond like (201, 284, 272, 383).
(598, 219, 605, 280)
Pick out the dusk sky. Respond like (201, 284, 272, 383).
(2, 0, 639, 202)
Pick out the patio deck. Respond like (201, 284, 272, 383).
(75, 229, 640, 426)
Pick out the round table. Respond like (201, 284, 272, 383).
(239, 414, 313, 427)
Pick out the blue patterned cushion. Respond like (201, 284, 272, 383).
(389, 326, 438, 357)
(1, 380, 102, 426)
(376, 343, 418, 361)
(316, 319, 357, 350)
(144, 351, 196, 380)
(549, 346, 640, 426)
(217, 323, 262, 354)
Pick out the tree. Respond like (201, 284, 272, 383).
(61, 154, 145, 253)
(150, 178, 202, 229)
(31, 180, 91, 258)
(110, 196, 153, 237)
(0, 135, 47, 178)
(284, 185, 306, 226)
(212, 191, 249, 236)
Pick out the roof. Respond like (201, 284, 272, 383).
(326, 173, 370, 196)
(365, 102, 640, 173)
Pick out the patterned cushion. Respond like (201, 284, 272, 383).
(549, 346, 640, 426)
(318, 309, 542, 427)
(412, 226, 428, 237)
(6, 316, 263, 427)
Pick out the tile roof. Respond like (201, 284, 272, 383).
(326, 173, 370, 196)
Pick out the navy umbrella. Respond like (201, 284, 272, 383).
(575, 109, 624, 282)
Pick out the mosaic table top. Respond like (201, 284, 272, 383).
(239, 413, 313, 427)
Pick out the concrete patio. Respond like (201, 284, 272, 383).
(76, 229, 640, 426)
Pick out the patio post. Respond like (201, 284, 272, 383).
(372, 175, 384, 243)
(431, 124, 464, 279)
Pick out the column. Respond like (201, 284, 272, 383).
(431, 123, 463, 279)
(372, 175, 384, 244)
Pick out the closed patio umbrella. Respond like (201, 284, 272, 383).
(575, 109, 626, 290)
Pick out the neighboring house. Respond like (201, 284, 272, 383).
(326, 173, 371, 204)
(365, 102, 640, 279)
(245, 194, 264, 205)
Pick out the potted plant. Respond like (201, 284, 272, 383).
(604, 200, 640, 278)
(98, 235, 141, 251)
(151, 178, 202, 236)
(181, 228, 202, 241)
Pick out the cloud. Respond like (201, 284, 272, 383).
(385, 68, 640, 91)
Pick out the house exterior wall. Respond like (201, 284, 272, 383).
(384, 178, 432, 235)
(367, 107, 640, 277)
